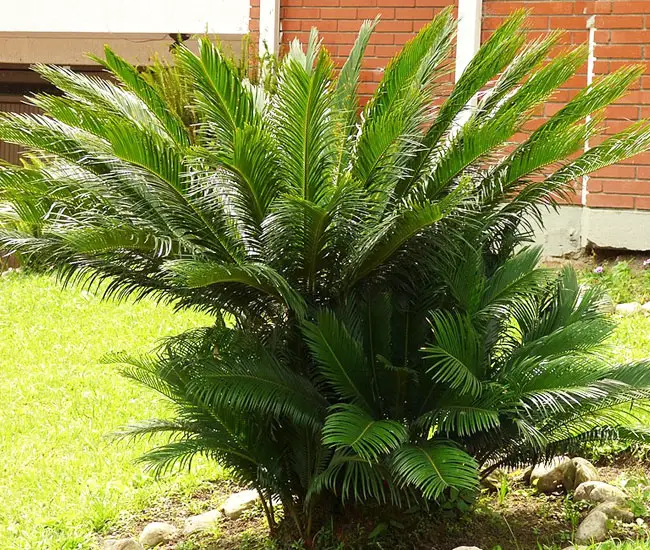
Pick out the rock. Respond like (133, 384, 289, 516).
(531, 456, 575, 493)
(642, 302, 650, 314)
(451, 547, 484, 550)
(575, 510, 609, 544)
(139, 522, 177, 547)
(571, 457, 599, 489)
(218, 489, 260, 519)
(104, 539, 144, 550)
(593, 501, 634, 523)
(574, 501, 634, 545)
(519, 466, 533, 484)
(615, 302, 642, 316)
(574, 481, 627, 504)
(183, 509, 220, 535)
(481, 469, 505, 492)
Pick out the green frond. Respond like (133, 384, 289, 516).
(270, 43, 336, 203)
(423, 311, 482, 397)
(175, 37, 258, 146)
(322, 404, 408, 461)
(161, 259, 306, 316)
(480, 246, 551, 314)
(390, 443, 479, 500)
(345, 177, 470, 284)
(308, 451, 403, 505)
(333, 17, 379, 177)
(408, 10, 527, 187)
(96, 47, 190, 146)
(302, 310, 374, 411)
(417, 404, 501, 437)
(187, 355, 327, 429)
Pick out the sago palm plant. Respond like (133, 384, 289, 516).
(3, 9, 650, 536)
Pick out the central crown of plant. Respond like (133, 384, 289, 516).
(2, 9, 650, 536)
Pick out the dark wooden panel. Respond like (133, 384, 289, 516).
(0, 98, 40, 165)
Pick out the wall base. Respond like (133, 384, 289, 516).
(533, 206, 650, 256)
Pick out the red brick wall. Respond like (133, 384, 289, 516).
(254, 0, 650, 213)
(483, 0, 650, 211)
(279, 0, 458, 96)
(591, 1, 650, 211)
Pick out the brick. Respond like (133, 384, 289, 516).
(359, 7, 391, 18)
(593, 165, 636, 178)
(378, 0, 415, 5)
(397, 7, 436, 19)
(282, 7, 319, 18)
(637, 166, 650, 179)
(306, 19, 337, 31)
(378, 20, 413, 32)
(322, 32, 357, 45)
(601, 180, 650, 195)
(611, 31, 650, 44)
(513, 2, 574, 15)
(320, 7, 356, 18)
(605, 119, 637, 135)
(283, 20, 302, 32)
(588, 193, 635, 208)
(612, 2, 648, 14)
(598, 45, 643, 59)
(374, 44, 401, 58)
(366, 33, 394, 45)
(594, 1, 612, 14)
(337, 20, 365, 32)
(594, 30, 611, 44)
(605, 105, 640, 119)
(628, 152, 650, 166)
(587, 179, 603, 193)
(416, 0, 454, 6)
(549, 16, 591, 30)
(635, 196, 650, 210)
(597, 15, 644, 28)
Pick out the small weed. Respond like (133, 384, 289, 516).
(497, 475, 510, 506)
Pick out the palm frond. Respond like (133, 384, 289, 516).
(390, 443, 479, 499)
(322, 404, 408, 461)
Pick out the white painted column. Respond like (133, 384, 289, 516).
(259, 0, 281, 56)
(580, 15, 597, 249)
(455, 0, 483, 82)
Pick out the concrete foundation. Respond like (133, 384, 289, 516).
(533, 205, 650, 256)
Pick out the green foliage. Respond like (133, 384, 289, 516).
(3, 11, 650, 537)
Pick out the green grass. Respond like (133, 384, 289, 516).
(0, 270, 223, 549)
(581, 259, 650, 304)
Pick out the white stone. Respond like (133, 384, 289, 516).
(104, 539, 144, 550)
(218, 489, 260, 519)
(139, 522, 177, 547)
(575, 510, 609, 545)
(531, 456, 575, 493)
(593, 501, 634, 523)
(642, 302, 650, 314)
(570, 457, 600, 490)
(574, 481, 627, 504)
(452, 547, 484, 550)
(183, 509, 220, 535)
(615, 302, 642, 316)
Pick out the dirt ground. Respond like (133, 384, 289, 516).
(102, 457, 650, 550)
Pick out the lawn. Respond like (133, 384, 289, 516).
(0, 270, 223, 549)
(3, 266, 650, 550)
